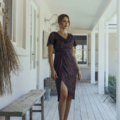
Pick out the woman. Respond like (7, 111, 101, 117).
(46, 14, 81, 120)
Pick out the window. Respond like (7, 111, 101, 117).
(74, 35, 88, 66)
(3, 0, 12, 40)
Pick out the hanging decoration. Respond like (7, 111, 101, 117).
(0, 8, 22, 96)
(0, 21, 11, 96)
(4, 13, 22, 76)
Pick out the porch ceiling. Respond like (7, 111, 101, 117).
(44, 0, 111, 30)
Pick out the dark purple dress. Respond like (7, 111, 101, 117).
(46, 31, 78, 102)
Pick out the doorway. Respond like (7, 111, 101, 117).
(30, 0, 39, 89)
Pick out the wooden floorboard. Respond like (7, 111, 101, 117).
(91, 83, 116, 120)
(93, 83, 116, 116)
(77, 82, 89, 120)
(82, 82, 102, 120)
(74, 85, 82, 120)
(24, 81, 116, 120)
(85, 82, 111, 120)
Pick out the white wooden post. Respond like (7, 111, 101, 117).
(117, 0, 120, 119)
(91, 31, 95, 83)
(105, 22, 109, 87)
(98, 18, 105, 94)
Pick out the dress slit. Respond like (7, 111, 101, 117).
(58, 79, 72, 102)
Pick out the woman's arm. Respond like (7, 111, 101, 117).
(71, 47, 80, 73)
(72, 47, 81, 81)
(48, 44, 58, 80)
(48, 44, 54, 71)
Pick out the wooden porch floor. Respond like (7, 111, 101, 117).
(26, 81, 116, 120)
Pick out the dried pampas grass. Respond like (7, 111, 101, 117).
(4, 14, 22, 75)
(0, 21, 11, 96)
(0, 14, 22, 96)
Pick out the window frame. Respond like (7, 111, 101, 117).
(73, 34, 88, 67)
(3, 0, 12, 40)
(2, 0, 17, 46)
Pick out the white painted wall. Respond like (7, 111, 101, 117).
(0, 0, 55, 119)
(34, 0, 56, 89)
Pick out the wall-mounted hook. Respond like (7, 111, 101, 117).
(3, 8, 9, 15)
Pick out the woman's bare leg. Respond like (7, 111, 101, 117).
(63, 92, 72, 120)
(58, 81, 68, 120)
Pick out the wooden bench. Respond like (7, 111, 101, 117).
(0, 89, 46, 120)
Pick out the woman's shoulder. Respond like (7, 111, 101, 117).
(69, 33, 73, 36)
(49, 31, 56, 35)
(69, 33, 74, 39)
(48, 31, 57, 38)
(49, 31, 73, 38)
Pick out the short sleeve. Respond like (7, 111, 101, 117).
(73, 36, 77, 47)
(46, 32, 55, 46)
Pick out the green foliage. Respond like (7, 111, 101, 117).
(107, 75, 116, 102)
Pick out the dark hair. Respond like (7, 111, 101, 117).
(58, 14, 70, 27)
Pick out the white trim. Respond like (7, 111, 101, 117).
(30, 0, 39, 89)
(98, 18, 105, 94)
(117, 0, 120, 119)
(11, 41, 29, 56)
(14, 47, 30, 56)
(11, 41, 17, 46)
(105, 22, 109, 87)
(78, 65, 90, 68)
(91, 31, 95, 83)
(94, 29, 117, 33)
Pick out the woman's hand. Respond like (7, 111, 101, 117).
(77, 71, 82, 81)
(51, 69, 58, 81)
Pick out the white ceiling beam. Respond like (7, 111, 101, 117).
(92, 0, 117, 31)
(94, 29, 117, 33)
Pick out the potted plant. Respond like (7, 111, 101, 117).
(103, 75, 116, 102)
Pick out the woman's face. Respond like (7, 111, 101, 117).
(60, 17, 70, 29)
